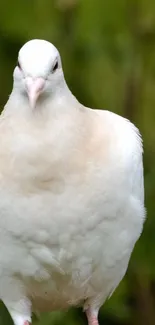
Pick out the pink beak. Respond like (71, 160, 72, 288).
(25, 77, 45, 109)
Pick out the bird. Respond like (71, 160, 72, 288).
(0, 39, 145, 325)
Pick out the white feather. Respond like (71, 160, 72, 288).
(0, 39, 145, 325)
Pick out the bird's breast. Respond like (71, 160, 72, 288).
(0, 111, 144, 311)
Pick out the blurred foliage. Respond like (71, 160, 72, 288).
(0, 0, 154, 324)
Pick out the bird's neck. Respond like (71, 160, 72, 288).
(3, 83, 81, 123)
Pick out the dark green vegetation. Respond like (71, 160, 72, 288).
(0, 0, 154, 324)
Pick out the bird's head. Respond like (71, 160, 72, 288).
(13, 39, 65, 109)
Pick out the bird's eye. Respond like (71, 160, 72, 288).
(52, 61, 58, 73)
(17, 61, 22, 70)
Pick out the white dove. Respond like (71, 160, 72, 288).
(0, 39, 145, 325)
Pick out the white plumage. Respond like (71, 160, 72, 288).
(0, 39, 145, 325)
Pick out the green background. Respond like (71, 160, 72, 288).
(0, 0, 154, 324)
